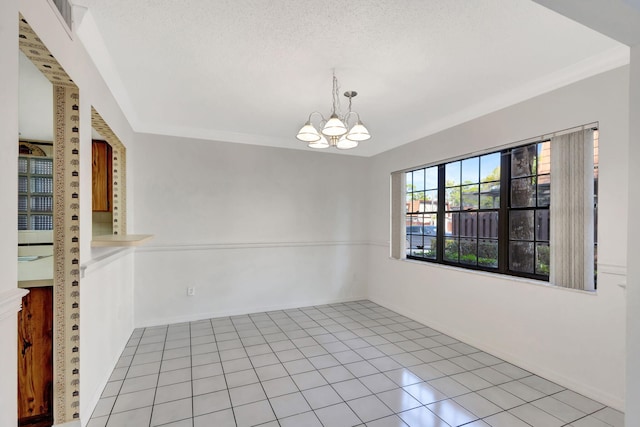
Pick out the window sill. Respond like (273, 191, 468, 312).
(91, 234, 154, 247)
(394, 256, 598, 295)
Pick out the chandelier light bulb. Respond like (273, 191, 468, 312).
(308, 135, 330, 149)
(346, 122, 371, 142)
(336, 135, 358, 150)
(322, 114, 348, 137)
(296, 122, 321, 142)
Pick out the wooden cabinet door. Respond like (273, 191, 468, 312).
(17, 286, 53, 426)
(92, 140, 112, 211)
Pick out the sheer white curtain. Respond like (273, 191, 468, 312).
(550, 129, 595, 290)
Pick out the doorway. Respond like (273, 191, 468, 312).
(18, 15, 82, 425)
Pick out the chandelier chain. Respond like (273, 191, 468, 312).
(331, 73, 342, 117)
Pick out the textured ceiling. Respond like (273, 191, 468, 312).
(71, 0, 627, 156)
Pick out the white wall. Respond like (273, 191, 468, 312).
(79, 250, 135, 422)
(0, 0, 23, 425)
(0, 0, 18, 293)
(18, 51, 53, 141)
(132, 134, 369, 326)
(367, 66, 628, 409)
(626, 44, 640, 425)
(12, 2, 139, 425)
(0, 305, 23, 427)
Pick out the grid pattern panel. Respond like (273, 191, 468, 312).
(508, 142, 550, 276)
(444, 153, 501, 268)
(18, 156, 54, 230)
(406, 166, 438, 260)
(88, 301, 623, 427)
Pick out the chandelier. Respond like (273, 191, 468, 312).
(296, 73, 371, 149)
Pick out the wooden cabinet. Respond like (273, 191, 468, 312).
(92, 140, 112, 211)
(18, 287, 53, 426)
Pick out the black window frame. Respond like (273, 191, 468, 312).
(506, 142, 551, 279)
(405, 140, 553, 282)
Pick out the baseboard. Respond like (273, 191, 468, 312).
(53, 420, 81, 427)
(134, 295, 368, 328)
(368, 295, 625, 412)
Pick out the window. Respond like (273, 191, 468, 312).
(400, 129, 598, 287)
(18, 143, 54, 231)
(508, 142, 550, 276)
(444, 153, 501, 268)
(406, 166, 438, 260)
(52, 0, 72, 31)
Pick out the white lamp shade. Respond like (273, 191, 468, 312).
(346, 122, 371, 141)
(336, 136, 358, 150)
(296, 122, 321, 142)
(308, 135, 330, 149)
(322, 114, 348, 136)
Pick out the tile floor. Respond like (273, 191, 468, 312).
(88, 300, 624, 427)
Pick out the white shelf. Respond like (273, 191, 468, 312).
(91, 234, 154, 247)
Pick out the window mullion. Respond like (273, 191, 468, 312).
(498, 150, 510, 273)
(437, 164, 445, 263)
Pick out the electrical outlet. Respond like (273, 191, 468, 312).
(187, 287, 195, 296)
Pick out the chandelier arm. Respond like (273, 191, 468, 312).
(343, 111, 360, 127)
(307, 111, 324, 121)
(307, 111, 327, 126)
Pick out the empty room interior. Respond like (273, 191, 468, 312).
(2, 1, 640, 426)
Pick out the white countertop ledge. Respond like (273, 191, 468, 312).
(0, 288, 30, 320)
(91, 234, 154, 247)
